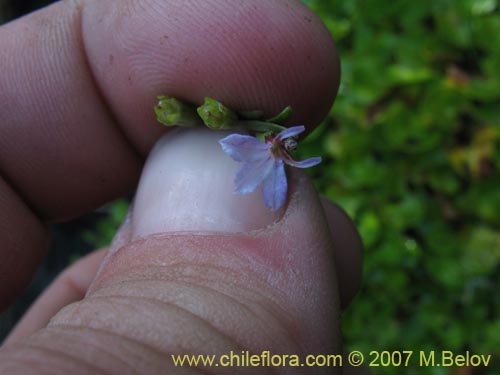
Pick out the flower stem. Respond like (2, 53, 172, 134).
(265, 106, 292, 124)
(243, 121, 287, 134)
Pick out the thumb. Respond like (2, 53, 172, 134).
(2, 129, 341, 374)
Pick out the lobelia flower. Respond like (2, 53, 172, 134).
(219, 125, 321, 211)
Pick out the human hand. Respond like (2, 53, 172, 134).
(0, 0, 362, 373)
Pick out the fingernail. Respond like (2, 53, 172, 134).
(132, 128, 281, 237)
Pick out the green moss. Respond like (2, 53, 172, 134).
(301, 0, 499, 373)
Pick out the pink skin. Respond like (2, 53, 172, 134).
(0, 0, 339, 307)
(0, 1, 365, 374)
(87, 171, 338, 355)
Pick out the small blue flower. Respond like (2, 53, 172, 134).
(219, 126, 321, 211)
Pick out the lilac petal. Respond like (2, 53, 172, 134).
(276, 125, 306, 141)
(234, 156, 274, 195)
(219, 134, 270, 162)
(285, 156, 322, 169)
(262, 160, 287, 211)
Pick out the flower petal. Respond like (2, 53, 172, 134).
(285, 156, 322, 168)
(234, 156, 274, 195)
(276, 125, 306, 141)
(219, 134, 270, 162)
(262, 160, 287, 211)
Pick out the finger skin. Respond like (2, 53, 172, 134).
(4, 201, 363, 345)
(0, 172, 341, 375)
(0, 178, 48, 307)
(4, 249, 107, 345)
(0, 1, 142, 221)
(1, 0, 339, 219)
(82, 0, 340, 152)
(0, 0, 339, 309)
(320, 197, 363, 309)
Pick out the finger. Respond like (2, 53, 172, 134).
(0, 0, 339, 308)
(3, 197, 362, 344)
(0, 129, 343, 374)
(3, 248, 107, 345)
(0, 178, 48, 307)
(1, 0, 339, 220)
(320, 196, 363, 309)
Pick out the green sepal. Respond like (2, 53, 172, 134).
(265, 106, 292, 125)
(154, 96, 201, 127)
(197, 97, 237, 129)
(243, 121, 286, 134)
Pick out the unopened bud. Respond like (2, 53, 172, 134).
(155, 96, 201, 127)
(197, 97, 237, 130)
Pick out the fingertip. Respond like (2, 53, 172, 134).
(320, 196, 363, 309)
(84, 133, 341, 355)
(4, 248, 107, 345)
(82, 0, 340, 152)
(0, 178, 48, 311)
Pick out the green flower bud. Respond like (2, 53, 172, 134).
(154, 96, 201, 127)
(197, 97, 237, 129)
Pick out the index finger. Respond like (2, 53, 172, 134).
(0, 0, 339, 308)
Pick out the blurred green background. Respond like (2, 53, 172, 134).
(300, 1, 500, 374)
(2, 1, 500, 374)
